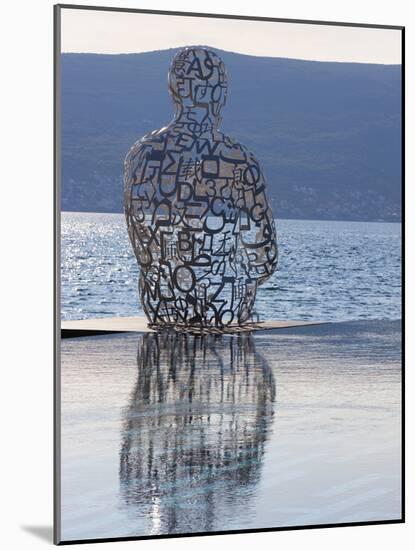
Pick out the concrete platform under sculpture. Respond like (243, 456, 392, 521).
(61, 316, 323, 337)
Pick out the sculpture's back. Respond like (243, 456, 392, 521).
(124, 47, 278, 329)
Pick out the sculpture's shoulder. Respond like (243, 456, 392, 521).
(124, 126, 170, 173)
(216, 133, 258, 162)
(216, 133, 265, 183)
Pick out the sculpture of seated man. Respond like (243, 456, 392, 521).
(124, 46, 278, 329)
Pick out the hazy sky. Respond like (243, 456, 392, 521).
(61, 8, 401, 64)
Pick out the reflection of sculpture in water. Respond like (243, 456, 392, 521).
(119, 333, 276, 535)
(124, 46, 278, 329)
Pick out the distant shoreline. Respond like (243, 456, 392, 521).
(60, 211, 402, 225)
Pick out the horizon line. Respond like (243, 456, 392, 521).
(60, 46, 402, 66)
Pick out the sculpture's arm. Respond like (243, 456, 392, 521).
(124, 138, 158, 219)
(238, 152, 278, 286)
(124, 138, 163, 269)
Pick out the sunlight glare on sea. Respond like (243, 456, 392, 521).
(61, 212, 401, 322)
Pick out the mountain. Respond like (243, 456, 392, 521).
(60, 48, 402, 221)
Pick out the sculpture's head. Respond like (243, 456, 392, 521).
(168, 46, 228, 118)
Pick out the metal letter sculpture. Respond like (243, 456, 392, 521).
(124, 47, 278, 329)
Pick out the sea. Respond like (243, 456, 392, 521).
(60, 212, 402, 540)
(61, 212, 401, 322)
